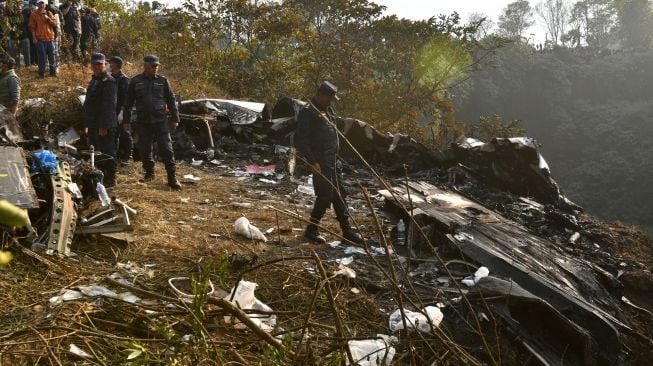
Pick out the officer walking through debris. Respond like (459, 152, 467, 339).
(0, 57, 21, 118)
(123, 55, 181, 191)
(82, 53, 117, 187)
(294, 81, 364, 244)
(108, 56, 132, 165)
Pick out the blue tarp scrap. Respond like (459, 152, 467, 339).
(31, 150, 59, 174)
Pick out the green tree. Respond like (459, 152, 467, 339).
(614, 0, 653, 48)
(536, 0, 569, 45)
(498, 0, 535, 40)
(570, 0, 617, 48)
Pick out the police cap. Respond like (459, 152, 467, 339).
(90, 53, 106, 64)
(108, 56, 123, 67)
(144, 55, 160, 66)
(317, 81, 340, 101)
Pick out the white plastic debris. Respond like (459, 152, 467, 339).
(49, 290, 84, 305)
(223, 281, 276, 332)
(569, 232, 581, 244)
(344, 246, 366, 255)
(117, 292, 141, 304)
(259, 178, 277, 185)
(474, 266, 489, 282)
(79, 285, 118, 298)
(69, 344, 93, 360)
(388, 306, 443, 333)
(168, 277, 215, 303)
(336, 257, 354, 266)
(334, 264, 356, 278)
(182, 174, 201, 183)
(371, 246, 389, 255)
(191, 159, 203, 166)
(462, 266, 490, 287)
(347, 335, 397, 366)
(49, 285, 141, 306)
(296, 185, 315, 196)
(234, 217, 268, 242)
(328, 241, 341, 248)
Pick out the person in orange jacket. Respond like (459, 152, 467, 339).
(28, 0, 58, 78)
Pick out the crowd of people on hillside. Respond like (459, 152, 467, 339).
(0, 0, 101, 76)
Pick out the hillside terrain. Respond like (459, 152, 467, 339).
(0, 65, 652, 365)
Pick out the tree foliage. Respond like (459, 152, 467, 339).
(498, 0, 536, 40)
(92, 0, 497, 146)
(614, 0, 653, 48)
(536, 0, 569, 45)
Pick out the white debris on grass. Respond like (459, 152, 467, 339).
(49, 285, 141, 306)
(388, 306, 444, 333)
(223, 281, 276, 332)
(69, 344, 93, 360)
(234, 217, 268, 242)
(334, 264, 356, 278)
(347, 335, 397, 366)
(336, 257, 354, 266)
(344, 246, 366, 255)
(328, 240, 341, 248)
(182, 174, 201, 183)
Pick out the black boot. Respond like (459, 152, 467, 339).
(103, 170, 117, 188)
(166, 168, 182, 191)
(304, 223, 326, 244)
(120, 154, 133, 166)
(341, 222, 364, 244)
(140, 171, 155, 182)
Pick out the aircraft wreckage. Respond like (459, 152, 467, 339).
(1, 96, 651, 365)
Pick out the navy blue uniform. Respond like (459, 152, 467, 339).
(123, 73, 179, 177)
(83, 71, 117, 184)
(112, 70, 132, 159)
(80, 13, 97, 55)
(294, 99, 350, 225)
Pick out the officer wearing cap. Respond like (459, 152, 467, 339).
(123, 55, 181, 190)
(108, 55, 132, 164)
(294, 81, 364, 244)
(82, 53, 118, 187)
(0, 57, 21, 117)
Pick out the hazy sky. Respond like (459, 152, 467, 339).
(156, 0, 546, 42)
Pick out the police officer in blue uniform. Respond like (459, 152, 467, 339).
(108, 55, 132, 164)
(82, 53, 117, 187)
(122, 55, 181, 190)
(294, 81, 364, 244)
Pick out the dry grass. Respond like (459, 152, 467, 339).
(4, 63, 652, 366)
